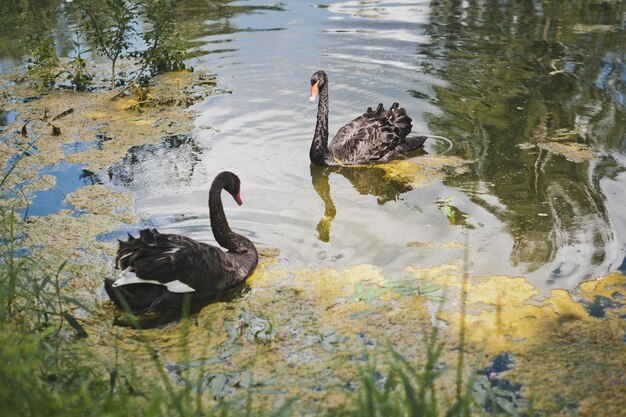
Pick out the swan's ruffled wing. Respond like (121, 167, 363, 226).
(329, 103, 413, 165)
(116, 228, 238, 293)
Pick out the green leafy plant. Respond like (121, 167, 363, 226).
(137, 0, 188, 77)
(64, 37, 93, 91)
(25, 38, 60, 90)
(78, 0, 138, 91)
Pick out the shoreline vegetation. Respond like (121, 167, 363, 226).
(1, 1, 625, 416)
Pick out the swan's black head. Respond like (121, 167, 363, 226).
(214, 171, 243, 205)
(309, 70, 327, 102)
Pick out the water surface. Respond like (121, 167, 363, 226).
(155, 0, 626, 292)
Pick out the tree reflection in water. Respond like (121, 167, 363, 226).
(107, 134, 204, 191)
(422, 0, 626, 285)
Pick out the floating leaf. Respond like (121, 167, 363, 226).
(220, 343, 242, 359)
(362, 287, 387, 304)
(239, 370, 254, 388)
(209, 373, 228, 398)
(495, 396, 521, 417)
(439, 205, 455, 222)
(320, 340, 335, 352)
(322, 329, 337, 338)
(424, 295, 448, 302)
(381, 279, 416, 289)
(172, 355, 221, 371)
(347, 308, 379, 319)
(319, 328, 346, 352)
(223, 320, 238, 340)
(472, 375, 490, 405)
(419, 284, 443, 294)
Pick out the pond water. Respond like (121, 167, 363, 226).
(3, 0, 626, 293)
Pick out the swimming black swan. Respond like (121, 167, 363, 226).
(308, 70, 427, 166)
(104, 171, 258, 313)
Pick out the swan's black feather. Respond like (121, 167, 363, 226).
(331, 103, 415, 164)
(106, 172, 258, 313)
(310, 70, 426, 166)
(116, 229, 253, 293)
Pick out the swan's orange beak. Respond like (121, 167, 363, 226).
(235, 192, 243, 206)
(309, 82, 318, 103)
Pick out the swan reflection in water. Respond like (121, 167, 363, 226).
(310, 163, 415, 242)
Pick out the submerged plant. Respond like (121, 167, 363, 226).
(351, 279, 447, 304)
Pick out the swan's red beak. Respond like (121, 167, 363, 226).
(309, 82, 318, 103)
(234, 192, 243, 206)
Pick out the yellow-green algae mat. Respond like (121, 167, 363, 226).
(77, 262, 626, 415)
(428, 267, 626, 416)
(83, 262, 438, 410)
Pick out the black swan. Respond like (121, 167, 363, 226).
(104, 171, 258, 313)
(308, 70, 427, 166)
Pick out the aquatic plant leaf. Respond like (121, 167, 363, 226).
(321, 340, 335, 352)
(268, 398, 297, 417)
(223, 320, 238, 340)
(209, 373, 228, 398)
(62, 312, 88, 337)
(173, 356, 221, 370)
(220, 343, 242, 359)
(347, 308, 379, 319)
(472, 376, 490, 405)
(439, 205, 455, 223)
(419, 284, 443, 294)
(361, 287, 387, 304)
(424, 295, 447, 302)
(239, 370, 253, 388)
(322, 328, 337, 338)
(383, 280, 420, 296)
(495, 396, 521, 417)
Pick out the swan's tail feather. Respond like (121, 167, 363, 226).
(387, 104, 412, 140)
(115, 228, 181, 276)
(404, 135, 427, 152)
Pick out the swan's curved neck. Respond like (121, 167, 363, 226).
(209, 184, 254, 253)
(311, 82, 332, 166)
